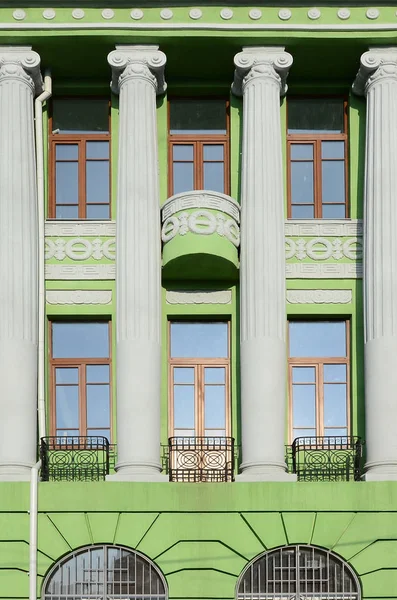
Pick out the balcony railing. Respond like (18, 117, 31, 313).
(168, 436, 235, 482)
(40, 436, 110, 482)
(291, 436, 363, 482)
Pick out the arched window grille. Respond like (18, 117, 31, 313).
(237, 545, 360, 600)
(43, 544, 167, 600)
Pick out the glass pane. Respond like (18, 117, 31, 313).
(53, 98, 109, 133)
(52, 323, 109, 359)
(86, 161, 109, 204)
(56, 162, 78, 204)
(204, 162, 224, 193)
(291, 162, 314, 204)
(173, 162, 194, 194)
(87, 385, 110, 428)
(204, 386, 226, 429)
(293, 428, 316, 440)
(292, 384, 316, 427)
(322, 161, 345, 204)
(55, 205, 79, 219)
(171, 322, 228, 358)
(324, 427, 348, 437)
(203, 145, 224, 161)
(56, 144, 78, 160)
(292, 367, 315, 384)
(86, 204, 110, 219)
(170, 99, 226, 134)
(174, 367, 194, 384)
(289, 322, 346, 358)
(291, 144, 313, 160)
(173, 385, 195, 429)
(322, 204, 346, 218)
(322, 141, 344, 159)
(86, 141, 109, 159)
(56, 368, 78, 384)
(173, 145, 194, 161)
(324, 364, 347, 383)
(205, 367, 225, 384)
(87, 428, 110, 440)
(324, 384, 347, 426)
(288, 98, 344, 133)
(86, 365, 110, 383)
(56, 386, 79, 429)
(291, 205, 314, 219)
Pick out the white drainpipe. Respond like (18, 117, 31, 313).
(35, 70, 52, 442)
(29, 460, 41, 600)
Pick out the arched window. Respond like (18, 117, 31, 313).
(237, 545, 360, 599)
(43, 544, 167, 600)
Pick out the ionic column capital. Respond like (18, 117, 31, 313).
(108, 44, 166, 95)
(232, 46, 293, 97)
(0, 46, 43, 94)
(353, 47, 397, 96)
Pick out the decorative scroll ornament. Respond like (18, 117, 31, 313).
(352, 48, 397, 96)
(0, 49, 43, 94)
(285, 237, 362, 261)
(287, 290, 352, 304)
(108, 45, 167, 95)
(45, 238, 115, 261)
(46, 290, 112, 305)
(232, 47, 293, 97)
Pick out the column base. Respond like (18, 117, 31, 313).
(364, 462, 397, 481)
(236, 464, 297, 482)
(0, 464, 33, 481)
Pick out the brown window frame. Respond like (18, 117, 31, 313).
(48, 97, 111, 220)
(287, 98, 349, 219)
(168, 98, 230, 197)
(49, 321, 113, 440)
(288, 319, 350, 443)
(168, 321, 231, 438)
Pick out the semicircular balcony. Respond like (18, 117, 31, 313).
(161, 190, 240, 280)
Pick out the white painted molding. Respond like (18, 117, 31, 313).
(287, 289, 353, 304)
(45, 220, 116, 237)
(166, 290, 232, 305)
(162, 190, 240, 222)
(45, 238, 115, 261)
(285, 237, 362, 261)
(45, 265, 115, 280)
(285, 219, 362, 236)
(46, 290, 112, 305)
(286, 263, 362, 278)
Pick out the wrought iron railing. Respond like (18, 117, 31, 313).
(40, 436, 110, 482)
(168, 436, 235, 482)
(291, 436, 363, 482)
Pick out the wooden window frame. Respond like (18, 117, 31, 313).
(49, 321, 113, 440)
(168, 98, 230, 197)
(287, 319, 350, 443)
(48, 97, 111, 219)
(287, 98, 349, 219)
(168, 321, 231, 438)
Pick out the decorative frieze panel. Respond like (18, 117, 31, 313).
(287, 289, 353, 304)
(166, 290, 232, 305)
(45, 265, 115, 280)
(45, 221, 116, 237)
(46, 290, 112, 305)
(285, 219, 363, 279)
(45, 238, 115, 261)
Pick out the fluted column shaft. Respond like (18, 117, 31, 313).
(353, 48, 397, 480)
(233, 47, 295, 481)
(0, 48, 42, 480)
(108, 45, 166, 480)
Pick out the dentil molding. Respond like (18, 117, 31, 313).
(166, 290, 232, 305)
(46, 290, 112, 305)
(287, 289, 353, 304)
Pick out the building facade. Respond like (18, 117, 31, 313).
(0, 1, 397, 599)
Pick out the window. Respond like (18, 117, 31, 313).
(169, 322, 230, 437)
(49, 98, 110, 219)
(50, 322, 112, 440)
(237, 545, 360, 599)
(43, 544, 167, 599)
(168, 99, 229, 196)
(288, 321, 349, 441)
(287, 98, 348, 219)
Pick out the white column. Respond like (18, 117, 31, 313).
(0, 47, 43, 480)
(107, 45, 166, 481)
(353, 48, 397, 480)
(232, 47, 295, 481)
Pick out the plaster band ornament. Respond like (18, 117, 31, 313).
(45, 264, 116, 280)
(366, 8, 379, 19)
(161, 210, 240, 247)
(286, 263, 362, 279)
(162, 191, 240, 222)
(220, 9, 233, 20)
(43, 9, 56, 19)
(45, 221, 116, 237)
(287, 290, 353, 304)
(285, 237, 362, 262)
(46, 290, 112, 305)
(160, 9, 173, 20)
(285, 219, 362, 237)
(130, 9, 144, 20)
(72, 9, 85, 19)
(101, 9, 115, 19)
(13, 9, 26, 20)
(308, 8, 321, 20)
(166, 290, 232, 305)
(249, 9, 262, 20)
(189, 9, 202, 19)
(337, 8, 350, 20)
(45, 238, 116, 261)
(278, 9, 292, 20)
